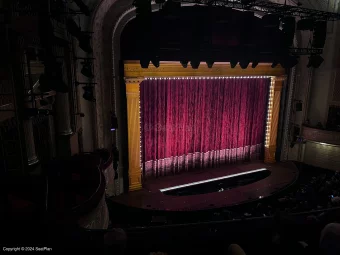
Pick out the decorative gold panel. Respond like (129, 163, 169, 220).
(125, 80, 142, 191)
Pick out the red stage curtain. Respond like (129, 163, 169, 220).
(140, 77, 270, 178)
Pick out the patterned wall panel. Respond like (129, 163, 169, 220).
(304, 142, 340, 171)
(332, 69, 340, 102)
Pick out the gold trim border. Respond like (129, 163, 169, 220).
(124, 61, 286, 191)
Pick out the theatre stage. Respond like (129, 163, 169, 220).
(110, 161, 298, 212)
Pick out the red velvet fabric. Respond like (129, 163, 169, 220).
(140, 77, 270, 178)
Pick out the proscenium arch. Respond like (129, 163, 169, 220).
(124, 62, 286, 191)
(91, 0, 300, 194)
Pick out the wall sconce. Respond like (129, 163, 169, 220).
(81, 60, 94, 78)
(111, 113, 118, 131)
(82, 86, 95, 102)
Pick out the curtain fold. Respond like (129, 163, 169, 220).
(140, 77, 270, 179)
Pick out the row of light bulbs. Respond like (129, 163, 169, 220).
(139, 77, 276, 157)
(265, 79, 275, 147)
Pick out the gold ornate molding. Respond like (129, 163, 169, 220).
(264, 76, 285, 163)
(124, 61, 286, 78)
(264, 145, 277, 164)
(273, 75, 288, 82)
(273, 75, 287, 91)
(125, 79, 143, 191)
(125, 77, 144, 85)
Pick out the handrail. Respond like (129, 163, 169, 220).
(70, 168, 106, 217)
(82, 206, 340, 235)
(47, 155, 106, 219)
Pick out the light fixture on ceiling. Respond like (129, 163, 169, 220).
(190, 60, 200, 69)
(206, 60, 214, 68)
(140, 58, 150, 68)
(312, 21, 327, 48)
(239, 59, 250, 69)
(82, 86, 96, 102)
(180, 60, 189, 68)
(151, 58, 160, 68)
(230, 60, 238, 68)
(271, 61, 279, 68)
(81, 61, 94, 78)
(281, 16, 296, 47)
(251, 60, 259, 68)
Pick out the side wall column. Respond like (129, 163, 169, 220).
(125, 78, 143, 191)
(265, 76, 286, 163)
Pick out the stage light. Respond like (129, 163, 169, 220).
(307, 55, 324, 68)
(239, 59, 250, 69)
(206, 60, 214, 68)
(81, 61, 94, 78)
(82, 86, 95, 102)
(180, 60, 189, 68)
(73, 0, 91, 16)
(271, 61, 279, 68)
(190, 60, 200, 69)
(160, 168, 267, 192)
(151, 58, 160, 68)
(251, 60, 259, 68)
(281, 16, 296, 47)
(312, 21, 327, 48)
(111, 113, 118, 131)
(230, 60, 238, 68)
(140, 58, 150, 68)
(297, 18, 314, 31)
